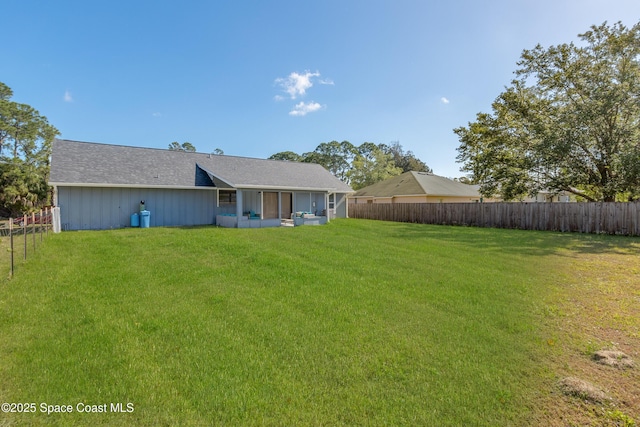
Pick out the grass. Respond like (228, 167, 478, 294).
(0, 219, 638, 425)
(534, 239, 640, 426)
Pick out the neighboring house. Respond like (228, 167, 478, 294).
(49, 139, 352, 230)
(349, 171, 492, 204)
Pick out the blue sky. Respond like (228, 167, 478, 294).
(4, 0, 640, 178)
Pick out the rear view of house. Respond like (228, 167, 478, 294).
(49, 139, 352, 230)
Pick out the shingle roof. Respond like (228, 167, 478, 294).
(352, 171, 480, 198)
(49, 139, 353, 193)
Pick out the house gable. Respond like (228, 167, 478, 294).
(195, 164, 216, 187)
(195, 164, 233, 188)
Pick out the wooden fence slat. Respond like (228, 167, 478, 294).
(349, 202, 640, 236)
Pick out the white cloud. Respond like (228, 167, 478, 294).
(440, 97, 450, 104)
(318, 78, 334, 85)
(289, 101, 323, 116)
(64, 90, 73, 102)
(274, 70, 333, 115)
(152, 112, 162, 117)
(275, 70, 321, 99)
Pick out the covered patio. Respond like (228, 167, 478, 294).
(215, 189, 339, 228)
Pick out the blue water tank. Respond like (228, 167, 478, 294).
(130, 212, 140, 227)
(140, 210, 150, 228)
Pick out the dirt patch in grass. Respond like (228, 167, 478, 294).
(593, 350, 635, 369)
(533, 243, 640, 426)
(558, 377, 611, 403)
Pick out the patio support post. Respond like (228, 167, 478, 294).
(260, 191, 264, 220)
(236, 190, 243, 222)
(326, 193, 330, 222)
(345, 194, 349, 218)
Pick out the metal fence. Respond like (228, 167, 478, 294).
(349, 202, 640, 236)
(0, 207, 57, 279)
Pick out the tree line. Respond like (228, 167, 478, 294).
(269, 141, 431, 190)
(0, 83, 59, 217)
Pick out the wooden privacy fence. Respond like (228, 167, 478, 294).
(349, 202, 640, 236)
(0, 207, 56, 279)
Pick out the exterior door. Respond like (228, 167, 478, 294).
(263, 192, 278, 219)
(280, 192, 292, 219)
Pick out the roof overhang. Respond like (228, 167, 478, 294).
(195, 164, 354, 193)
(237, 184, 353, 192)
(49, 182, 218, 190)
(49, 182, 353, 193)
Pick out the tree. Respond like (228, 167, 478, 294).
(302, 140, 356, 182)
(455, 21, 640, 202)
(168, 141, 196, 152)
(348, 143, 402, 190)
(0, 82, 59, 216)
(383, 141, 432, 173)
(268, 140, 428, 188)
(268, 151, 304, 162)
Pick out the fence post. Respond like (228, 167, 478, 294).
(9, 218, 14, 278)
(23, 214, 27, 260)
(40, 209, 43, 242)
(32, 212, 36, 252)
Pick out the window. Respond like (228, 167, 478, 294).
(329, 194, 335, 209)
(219, 190, 236, 205)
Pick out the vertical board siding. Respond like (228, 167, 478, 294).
(336, 194, 348, 219)
(349, 202, 640, 236)
(294, 193, 311, 213)
(242, 191, 261, 214)
(58, 187, 217, 230)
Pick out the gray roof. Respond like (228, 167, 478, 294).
(352, 171, 481, 198)
(50, 139, 353, 193)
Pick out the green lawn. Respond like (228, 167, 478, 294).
(0, 219, 629, 425)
